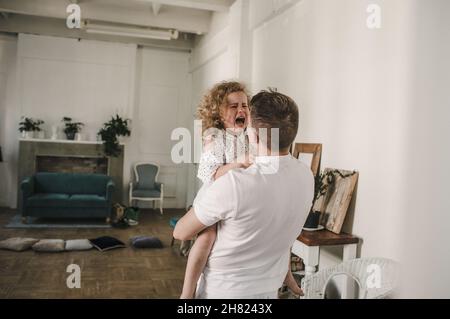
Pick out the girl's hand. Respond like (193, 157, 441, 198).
(236, 154, 253, 168)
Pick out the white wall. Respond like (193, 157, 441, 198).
(17, 34, 136, 141)
(251, 0, 412, 266)
(128, 47, 191, 208)
(1, 34, 191, 209)
(398, 0, 450, 298)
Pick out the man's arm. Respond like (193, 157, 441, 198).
(173, 207, 208, 241)
(175, 172, 236, 241)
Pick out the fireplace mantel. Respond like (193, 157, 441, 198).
(18, 138, 124, 145)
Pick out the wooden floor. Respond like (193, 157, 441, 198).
(0, 207, 187, 298)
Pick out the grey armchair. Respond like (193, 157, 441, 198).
(129, 162, 164, 214)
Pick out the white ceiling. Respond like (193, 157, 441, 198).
(0, 0, 235, 48)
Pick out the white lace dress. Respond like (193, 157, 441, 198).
(197, 129, 248, 187)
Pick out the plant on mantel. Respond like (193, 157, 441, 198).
(62, 117, 84, 140)
(97, 114, 131, 157)
(18, 117, 44, 137)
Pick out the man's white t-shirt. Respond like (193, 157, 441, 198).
(193, 154, 314, 298)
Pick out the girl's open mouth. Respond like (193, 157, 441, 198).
(235, 116, 246, 126)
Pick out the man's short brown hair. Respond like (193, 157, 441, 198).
(250, 89, 299, 151)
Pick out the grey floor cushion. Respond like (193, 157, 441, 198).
(130, 236, 163, 248)
(65, 239, 93, 251)
(32, 239, 66, 252)
(0, 237, 39, 251)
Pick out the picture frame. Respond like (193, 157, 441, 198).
(291, 143, 322, 177)
(313, 168, 359, 234)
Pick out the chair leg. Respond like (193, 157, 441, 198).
(160, 198, 163, 215)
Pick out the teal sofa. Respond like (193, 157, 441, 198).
(21, 172, 115, 222)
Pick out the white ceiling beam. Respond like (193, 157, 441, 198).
(138, 0, 233, 12)
(0, 14, 194, 51)
(0, 0, 211, 33)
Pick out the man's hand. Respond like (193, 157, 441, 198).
(173, 207, 208, 241)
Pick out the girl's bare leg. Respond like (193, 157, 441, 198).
(180, 225, 217, 299)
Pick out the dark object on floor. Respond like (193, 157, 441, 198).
(169, 217, 180, 246)
(179, 240, 194, 257)
(124, 206, 140, 223)
(89, 236, 126, 251)
(111, 218, 130, 229)
(130, 236, 163, 249)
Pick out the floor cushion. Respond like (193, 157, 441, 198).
(0, 237, 39, 251)
(90, 236, 126, 252)
(130, 236, 163, 249)
(65, 239, 93, 251)
(32, 239, 66, 252)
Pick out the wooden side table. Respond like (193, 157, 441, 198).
(292, 229, 360, 298)
(292, 229, 359, 276)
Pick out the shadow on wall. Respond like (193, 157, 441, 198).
(342, 179, 363, 258)
(341, 178, 359, 235)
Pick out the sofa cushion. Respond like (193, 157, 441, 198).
(70, 174, 110, 196)
(35, 173, 72, 194)
(68, 195, 108, 207)
(132, 188, 161, 198)
(27, 193, 70, 207)
(0, 237, 39, 251)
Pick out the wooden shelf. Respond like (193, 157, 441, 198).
(18, 138, 124, 145)
(297, 229, 359, 247)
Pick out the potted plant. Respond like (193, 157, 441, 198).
(304, 171, 328, 229)
(304, 169, 356, 230)
(18, 117, 44, 138)
(62, 117, 84, 140)
(98, 114, 131, 157)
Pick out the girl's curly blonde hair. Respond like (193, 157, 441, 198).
(197, 81, 250, 132)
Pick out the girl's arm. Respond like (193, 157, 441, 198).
(213, 162, 244, 180)
(213, 155, 253, 180)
